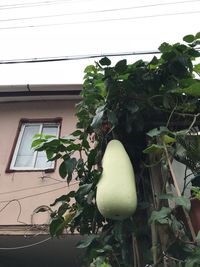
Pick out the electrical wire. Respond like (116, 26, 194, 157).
(0, 237, 51, 250)
(0, 46, 199, 65)
(0, 10, 199, 30)
(0, 0, 199, 23)
(0, 181, 65, 195)
(0, 0, 93, 10)
(0, 50, 167, 65)
(0, 185, 74, 203)
(0, 179, 78, 195)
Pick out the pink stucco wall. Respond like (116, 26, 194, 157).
(0, 100, 79, 225)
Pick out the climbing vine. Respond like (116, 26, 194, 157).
(32, 32, 200, 266)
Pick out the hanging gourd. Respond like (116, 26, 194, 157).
(96, 140, 137, 220)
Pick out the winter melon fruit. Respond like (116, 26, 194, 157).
(96, 140, 137, 220)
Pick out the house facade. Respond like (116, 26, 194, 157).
(0, 84, 82, 267)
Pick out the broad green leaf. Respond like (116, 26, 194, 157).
(194, 63, 200, 73)
(99, 57, 111, 66)
(174, 196, 191, 212)
(59, 161, 67, 178)
(174, 81, 200, 96)
(76, 234, 97, 248)
(149, 207, 172, 224)
(91, 111, 104, 128)
(158, 42, 172, 53)
(88, 149, 97, 168)
(84, 65, 96, 73)
(50, 191, 75, 206)
(183, 34, 195, 43)
(50, 218, 65, 237)
(195, 32, 200, 39)
(146, 126, 169, 137)
(114, 59, 127, 73)
(143, 144, 164, 154)
(162, 134, 176, 144)
(76, 183, 93, 197)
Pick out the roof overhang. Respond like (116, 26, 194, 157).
(0, 84, 82, 102)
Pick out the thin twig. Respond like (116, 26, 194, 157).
(185, 113, 200, 134)
(166, 103, 177, 128)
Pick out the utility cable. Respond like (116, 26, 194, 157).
(0, 237, 51, 250)
(0, 50, 169, 65)
(0, 179, 78, 195)
(0, 185, 70, 203)
(0, 0, 199, 23)
(0, 47, 199, 65)
(0, 10, 199, 30)
(0, 0, 93, 10)
(0, 181, 65, 195)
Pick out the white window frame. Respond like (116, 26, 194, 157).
(10, 122, 60, 171)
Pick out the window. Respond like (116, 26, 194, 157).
(8, 119, 61, 171)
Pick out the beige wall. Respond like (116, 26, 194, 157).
(0, 100, 79, 225)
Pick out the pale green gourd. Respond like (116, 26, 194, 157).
(96, 140, 137, 220)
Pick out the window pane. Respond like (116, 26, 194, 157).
(14, 125, 40, 167)
(42, 126, 58, 136)
(15, 155, 34, 168)
(34, 125, 58, 169)
(35, 153, 54, 169)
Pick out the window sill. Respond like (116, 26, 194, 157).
(5, 168, 55, 173)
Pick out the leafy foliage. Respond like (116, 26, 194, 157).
(32, 33, 200, 266)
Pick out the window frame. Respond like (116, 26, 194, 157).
(6, 118, 62, 173)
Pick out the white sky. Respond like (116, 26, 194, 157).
(0, 0, 199, 85)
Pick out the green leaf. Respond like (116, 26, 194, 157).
(31, 138, 46, 148)
(158, 42, 172, 53)
(183, 34, 195, 43)
(143, 144, 164, 154)
(50, 191, 75, 206)
(162, 134, 176, 144)
(194, 63, 200, 73)
(84, 65, 96, 73)
(64, 158, 77, 184)
(35, 206, 51, 213)
(114, 59, 127, 73)
(91, 105, 106, 128)
(88, 149, 97, 168)
(149, 207, 172, 224)
(174, 81, 200, 96)
(59, 161, 67, 178)
(195, 32, 200, 39)
(147, 126, 169, 137)
(174, 196, 191, 212)
(50, 218, 65, 237)
(99, 57, 111, 66)
(76, 183, 93, 197)
(76, 234, 97, 248)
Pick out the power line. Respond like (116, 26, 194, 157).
(0, 47, 199, 65)
(0, 237, 51, 250)
(0, 181, 65, 195)
(0, 50, 161, 65)
(0, 0, 199, 23)
(0, 10, 199, 30)
(0, 185, 69, 203)
(0, 0, 92, 10)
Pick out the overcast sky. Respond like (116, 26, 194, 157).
(0, 0, 199, 85)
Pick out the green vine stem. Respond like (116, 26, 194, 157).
(163, 142, 196, 242)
